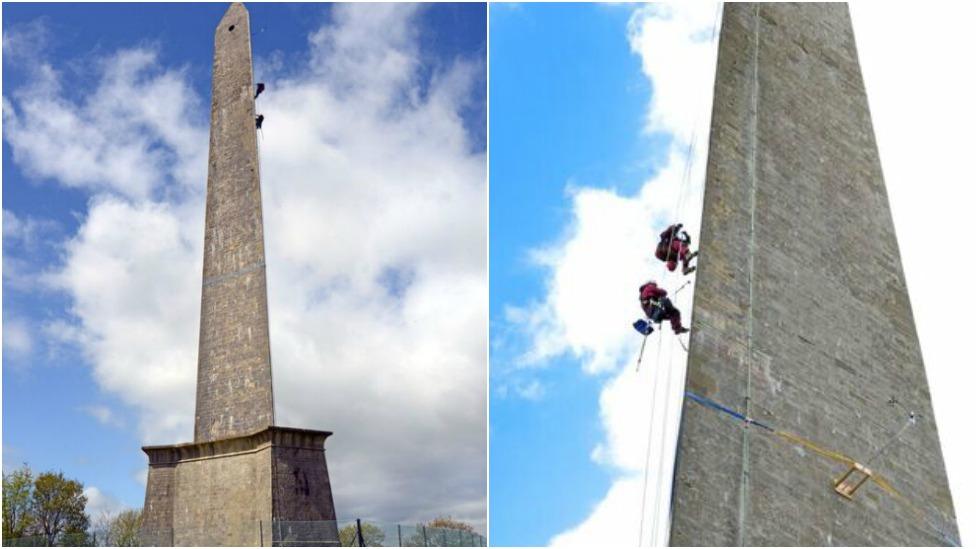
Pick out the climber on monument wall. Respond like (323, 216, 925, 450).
(655, 223, 698, 275)
(633, 279, 689, 336)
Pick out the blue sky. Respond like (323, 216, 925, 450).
(4, 2, 486, 527)
(489, 3, 722, 545)
(490, 4, 658, 545)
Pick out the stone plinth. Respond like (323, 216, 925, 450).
(140, 427, 338, 547)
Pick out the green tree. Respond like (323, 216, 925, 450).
(3, 463, 34, 541)
(31, 471, 89, 546)
(404, 517, 480, 547)
(2, 465, 35, 541)
(90, 511, 114, 547)
(106, 509, 142, 547)
(426, 517, 475, 534)
(338, 522, 385, 546)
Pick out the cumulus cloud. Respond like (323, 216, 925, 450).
(2, 46, 208, 200)
(2, 316, 34, 357)
(81, 404, 125, 429)
(628, 3, 723, 145)
(84, 486, 128, 519)
(3, 210, 62, 293)
(2, 18, 50, 64)
(3, 4, 485, 530)
(3, 209, 58, 248)
(495, 3, 721, 546)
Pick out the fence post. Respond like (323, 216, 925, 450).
(259, 519, 264, 547)
(397, 524, 402, 547)
(422, 526, 428, 547)
(356, 518, 365, 547)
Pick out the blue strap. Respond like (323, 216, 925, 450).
(685, 391, 774, 432)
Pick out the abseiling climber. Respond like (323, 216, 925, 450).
(656, 223, 698, 275)
(632, 279, 689, 336)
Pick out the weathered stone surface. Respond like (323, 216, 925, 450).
(141, 427, 337, 546)
(195, 1, 274, 443)
(140, 4, 337, 546)
(670, 4, 958, 546)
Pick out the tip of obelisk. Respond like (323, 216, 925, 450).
(218, 3, 248, 26)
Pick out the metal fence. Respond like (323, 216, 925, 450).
(272, 520, 486, 547)
(1, 532, 93, 546)
(2, 520, 486, 547)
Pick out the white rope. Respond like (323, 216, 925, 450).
(645, 4, 724, 545)
(637, 3, 724, 545)
(638, 327, 666, 545)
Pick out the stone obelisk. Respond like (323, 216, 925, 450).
(140, 4, 338, 546)
(194, 0, 274, 444)
(669, 4, 957, 546)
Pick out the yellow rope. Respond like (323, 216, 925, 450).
(685, 393, 957, 544)
(773, 431, 857, 467)
(770, 429, 956, 544)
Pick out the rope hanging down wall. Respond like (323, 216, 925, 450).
(636, 2, 724, 546)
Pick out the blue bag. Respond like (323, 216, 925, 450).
(633, 319, 654, 336)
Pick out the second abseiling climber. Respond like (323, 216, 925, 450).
(655, 223, 698, 275)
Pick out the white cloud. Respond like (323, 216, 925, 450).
(494, 4, 721, 546)
(2, 19, 50, 64)
(3, 210, 61, 293)
(4, 4, 485, 530)
(2, 317, 34, 357)
(3, 209, 58, 248)
(497, 379, 546, 402)
(515, 380, 545, 401)
(550, 477, 644, 546)
(81, 404, 125, 429)
(2, 47, 208, 200)
(628, 3, 723, 145)
(84, 486, 128, 519)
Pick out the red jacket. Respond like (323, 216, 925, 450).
(640, 281, 667, 301)
(660, 224, 681, 243)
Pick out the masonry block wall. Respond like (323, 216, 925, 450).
(272, 431, 337, 522)
(670, 4, 958, 545)
(195, 1, 275, 443)
(141, 428, 338, 546)
(141, 465, 176, 546)
(171, 446, 272, 546)
(271, 430, 340, 545)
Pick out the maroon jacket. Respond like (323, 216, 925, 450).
(660, 224, 682, 242)
(639, 281, 667, 302)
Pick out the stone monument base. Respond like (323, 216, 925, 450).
(140, 426, 338, 547)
